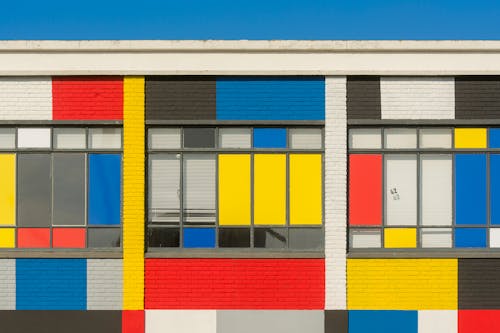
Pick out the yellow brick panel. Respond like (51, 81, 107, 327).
(347, 259, 458, 310)
(455, 128, 487, 148)
(123, 76, 145, 310)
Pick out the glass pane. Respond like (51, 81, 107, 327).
(421, 155, 452, 226)
(288, 228, 323, 250)
(54, 128, 86, 149)
(219, 128, 251, 148)
(0, 128, 15, 149)
(17, 154, 51, 227)
(350, 229, 381, 248)
(149, 154, 180, 223)
(53, 153, 86, 226)
(89, 128, 122, 149)
(148, 128, 181, 149)
(219, 228, 250, 248)
(88, 228, 121, 248)
(254, 228, 286, 249)
(18, 128, 51, 149)
(183, 128, 215, 148)
(419, 128, 452, 148)
(384, 128, 417, 149)
(148, 228, 180, 248)
(348, 129, 381, 149)
(421, 228, 452, 248)
(385, 155, 417, 226)
(290, 128, 322, 149)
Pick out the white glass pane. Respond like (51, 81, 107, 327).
(490, 229, 500, 248)
(149, 154, 180, 223)
(385, 155, 417, 226)
(290, 128, 322, 149)
(183, 154, 216, 224)
(349, 129, 381, 149)
(54, 128, 86, 149)
(421, 154, 452, 226)
(421, 228, 452, 248)
(89, 128, 122, 149)
(419, 128, 452, 148)
(17, 128, 51, 148)
(0, 128, 15, 149)
(350, 230, 381, 248)
(149, 128, 181, 149)
(219, 128, 251, 148)
(384, 128, 417, 149)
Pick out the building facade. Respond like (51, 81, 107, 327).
(0, 40, 500, 332)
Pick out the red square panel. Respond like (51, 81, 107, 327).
(52, 76, 123, 120)
(459, 310, 500, 333)
(122, 310, 144, 333)
(17, 228, 50, 248)
(52, 228, 86, 248)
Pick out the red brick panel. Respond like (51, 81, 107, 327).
(145, 258, 325, 309)
(52, 76, 123, 120)
(122, 310, 144, 333)
(459, 310, 500, 333)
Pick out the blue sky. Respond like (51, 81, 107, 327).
(0, 0, 498, 40)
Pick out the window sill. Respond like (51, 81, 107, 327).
(146, 249, 324, 259)
(348, 249, 500, 259)
(0, 250, 122, 259)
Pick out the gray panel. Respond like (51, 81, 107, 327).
(456, 76, 500, 119)
(87, 259, 123, 310)
(347, 76, 381, 119)
(183, 128, 216, 148)
(53, 153, 86, 226)
(325, 310, 348, 333)
(17, 154, 51, 227)
(88, 228, 121, 248)
(289, 228, 324, 250)
(217, 310, 324, 333)
(0, 310, 121, 333)
(0, 260, 15, 310)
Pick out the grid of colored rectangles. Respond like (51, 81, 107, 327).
(147, 127, 323, 249)
(0, 127, 122, 249)
(348, 127, 500, 250)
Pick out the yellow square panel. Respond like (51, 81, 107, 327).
(0, 228, 15, 248)
(454, 128, 487, 148)
(384, 228, 417, 248)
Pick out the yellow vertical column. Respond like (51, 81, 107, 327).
(123, 76, 145, 310)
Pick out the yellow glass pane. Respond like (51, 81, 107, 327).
(254, 154, 286, 225)
(0, 228, 15, 248)
(454, 128, 487, 148)
(290, 154, 322, 225)
(384, 228, 417, 248)
(218, 154, 251, 226)
(0, 154, 15, 226)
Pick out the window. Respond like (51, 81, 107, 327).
(348, 127, 500, 250)
(0, 127, 122, 249)
(147, 127, 324, 250)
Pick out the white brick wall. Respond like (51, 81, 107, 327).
(381, 77, 455, 119)
(325, 76, 347, 310)
(87, 259, 123, 310)
(0, 259, 15, 310)
(0, 77, 52, 120)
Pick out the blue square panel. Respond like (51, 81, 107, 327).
(455, 228, 487, 248)
(16, 259, 87, 310)
(183, 228, 216, 248)
(489, 128, 500, 148)
(253, 128, 287, 148)
(348, 311, 417, 333)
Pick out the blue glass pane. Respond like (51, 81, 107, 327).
(348, 310, 417, 333)
(455, 154, 487, 225)
(253, 128, 287, 148)
(183, 228, 216, 248)
(489, 129, 500, 148)
(88, 154, 122, 225)
(455, 228, 487, 248)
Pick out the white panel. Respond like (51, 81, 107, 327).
(350, 230, 381, 248)
(381, 77, 455, 119)
(0, 77, 52, 120)
(53, 128, 86, 149)
(219, 128, 251, 148)
(419, 128, 452, 148)
(385, 155, 417, 226)
(384, 128, 417, 149)
(146, 310, 216, 333)
(0, 128, 15, 149)
(183, 154, 216, 223)
(490, 229, 500, 248)
(17, 128, 51, 148)
(290, 128, 322, 149)
(149, 128, 181, 149)
(150, 154, 180, 223)
(421, 155, 452, 226)
(421, 228, 452, 248)
(348, 128, 381, 149)
(418, 310, 457, 333)
(89, 128, 122, 149)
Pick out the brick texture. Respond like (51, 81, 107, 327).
(145, 259, 325, 309)
(0, 260, 15, 310)
(0, 77, 52, 120)
(87, 259, 123, 310)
